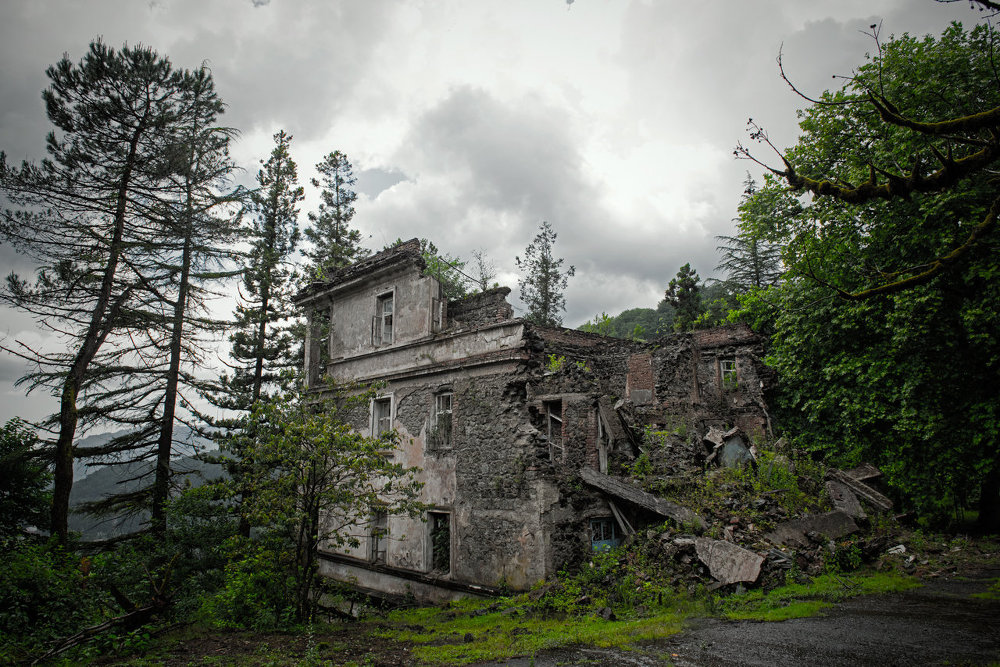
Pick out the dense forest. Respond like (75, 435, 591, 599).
(0, 13, 998, 663)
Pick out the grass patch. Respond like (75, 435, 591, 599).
(971, 577, 1000, 600)
(716, 571, 920, 621)
(372, 598, 689, 665)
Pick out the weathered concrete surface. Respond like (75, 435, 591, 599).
(580, 467, 706, 530)
(827, 468, 893, 512)
(764, 511, 859, 548)
(825, 480, 867, 520)
(695, 537, 764, 585)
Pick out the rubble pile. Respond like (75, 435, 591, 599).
(586, 427, 907, 595)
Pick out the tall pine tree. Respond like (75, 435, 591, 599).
(514, 221, 575, 326)
(303, 150, 366, 282)
(0, 41, 212, 542)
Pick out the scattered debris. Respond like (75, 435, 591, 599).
(718, 428, 755, 469)
(845, 463, 882, 483)
(764, 511, 859, 549)
(888, 544, 906, 555)
(827, 468, 893, 512)
(580, 467, 706, 530)
(825, 479, 867, 520)
(695, 538, 764, 585)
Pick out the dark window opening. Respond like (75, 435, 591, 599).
(371, 512, 388, 564)
(721, 358, 738, 391)
(545, 400, 564, 462)
(309, 306, 331, 385)
(374, 292, 394, 345)
(432, 392, 453, 448)
(373, 397, 392, 438)
(429, 511, 451, 573)
(590, 518, 620, 551)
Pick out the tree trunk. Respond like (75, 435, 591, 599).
(50, 112, 148, 542)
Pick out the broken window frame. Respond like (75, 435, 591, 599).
(431, 297, 447, 333)
(589, 517, 620, 552)
(431, 391, 453, 449)
(428, 511, 451, 574)
(370, 512, 388, 564)
(720, 358, 738, 391)
(373, 291, 394, 346)
(372, 396, 393, 439)
(545, 400, 565, 463)
(308, 305, 332, 386)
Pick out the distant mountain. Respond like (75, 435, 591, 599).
(72, 425, 213, 480)
(69, 447, 225, 540)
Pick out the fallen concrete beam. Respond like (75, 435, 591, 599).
(845, 463, 882, 482)
(827, 468, 893, 512)
(695, 538, 764, 585)
(579, 467, 705, 530)
(825, 480, 866, 520)
(764, 510, 859, 548)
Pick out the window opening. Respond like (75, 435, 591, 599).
(431, 297, 447, 332)
(371, 512, 388, 564)
(375, 292, 394, 345)
(721, 358, 738, 391)
(429, 511, 451, 573)
(545, 400, 564, 462)
(432, 392, 453, 448)
(590, 518, 620, 551)
(373, 397, 392, 438)
(309, 306, 331, 385)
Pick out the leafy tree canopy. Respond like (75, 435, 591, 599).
(737, 21, 1000, 528)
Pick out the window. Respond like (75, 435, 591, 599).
(432, 297, 446, 332)
(374, 292, 393, 345)
(370, 512, 388, 564)
(428, 511, 451, 573)
(590, 518, 620, 552)
(545, 400, 564, 462)
(373, 397, 392, 438)
(309, 306, 331, 385)
(431, 392, 453, 448)
(720, 358, 738, 391)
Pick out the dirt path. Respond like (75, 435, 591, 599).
(496, 569, 1000, 666)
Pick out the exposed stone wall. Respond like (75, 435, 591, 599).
(447, 287, 514, 329)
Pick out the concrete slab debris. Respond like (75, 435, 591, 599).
(580, 467, 706, 530)
(825, 480, 867, 520)
(764, 510, 859, 548)
(695, 537, 765, 585)
(845, 463, 882, 482)
(827, 468, 893, 512)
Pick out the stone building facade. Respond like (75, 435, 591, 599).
(293, 239, 769, 601)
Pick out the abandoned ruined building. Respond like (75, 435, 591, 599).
(293, 239, 771, 601)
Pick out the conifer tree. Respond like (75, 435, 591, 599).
(225, 130, 303, 408)
(303, 150, 367, 282)
(0, 41, 211, 542)
(515, 221, 575, 326)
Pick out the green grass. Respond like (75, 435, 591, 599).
(372, 598, 689, 665)
(716, 571, 920, 621)
(971, 577, 1000, 600)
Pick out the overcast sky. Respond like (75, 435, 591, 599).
(0, 0, 984, 425)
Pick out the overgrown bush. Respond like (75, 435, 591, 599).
(199, 536, 298, 630)
(0, 540, 107, 662)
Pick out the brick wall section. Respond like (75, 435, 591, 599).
(625, 352, 655, 404)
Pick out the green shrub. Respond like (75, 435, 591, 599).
(0, 540, 106, 661)
(200, 537, 297, 630)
